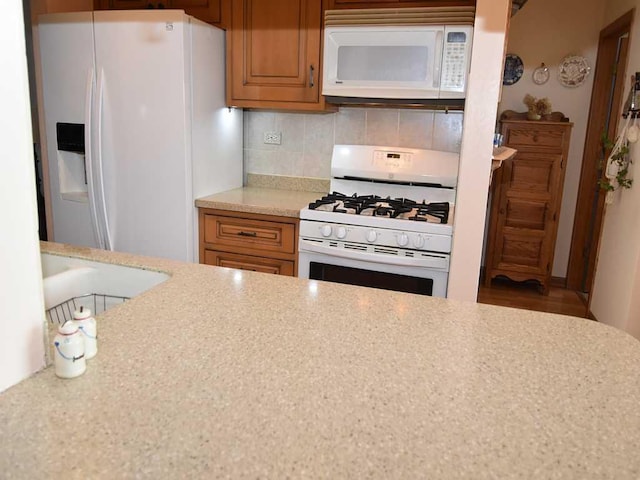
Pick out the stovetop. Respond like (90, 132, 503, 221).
(308, 192, 450, 224)
(299, 145, 458, 238)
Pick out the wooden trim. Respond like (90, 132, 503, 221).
(550, 276, 566, 288)
(566, 9, 634, 292)
(324, 6, 476, 26)
(500, 110, 571, 123)
(324, 0, 475, 8)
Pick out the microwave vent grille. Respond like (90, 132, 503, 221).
(324, 7, 475, 27)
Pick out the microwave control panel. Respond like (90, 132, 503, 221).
(441, 31, 470, 92)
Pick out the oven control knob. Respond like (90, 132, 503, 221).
(320, 225, 333, 237)
(397, 232, 409, 247)
(336, 226, 347, 239)
(366, 230, 378, 243)
(413, 235, 425, 249)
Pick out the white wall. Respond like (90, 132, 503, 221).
(591, 0, 640, 338)
(0, 0, 46, 391)
(447, 0, 511, 302)
(498, 0, 605, 278)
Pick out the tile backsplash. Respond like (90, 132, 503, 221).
(244, 107, 463, 179)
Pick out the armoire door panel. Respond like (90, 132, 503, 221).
(507, 155, 559, 194)
(504, 199, 548, 231)
(498, 234, 545, 270)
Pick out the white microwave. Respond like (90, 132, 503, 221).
(322, 25, 473, 101)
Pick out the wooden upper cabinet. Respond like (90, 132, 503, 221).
(227, 0, 333, 111)
(94, 0, 227, 28)
(325, 0, 475, 9)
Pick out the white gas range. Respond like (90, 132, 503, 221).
(298, 145, 458, 297)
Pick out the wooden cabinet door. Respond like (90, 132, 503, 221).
(169, 0, 224, 26)
(94, 0, 226, 27)
(489, 156, 560, 278)
(95, 0, 150, 8)
(228, 0, 322, 106)
(204, 250, 295, 275)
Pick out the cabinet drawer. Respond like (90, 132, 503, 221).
(504, 125, 568, 150)
(203, 214, 296, 254)
(204, 250, 295, 276)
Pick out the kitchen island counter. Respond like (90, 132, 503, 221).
(2, 242, 640, 478)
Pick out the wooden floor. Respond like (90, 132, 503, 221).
(478, 278, 588, 318)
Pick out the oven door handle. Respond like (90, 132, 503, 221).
(299, 239, 449, 270)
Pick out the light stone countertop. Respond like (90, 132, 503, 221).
(3, 242, 640, 478)
(195, 187, 325, 218)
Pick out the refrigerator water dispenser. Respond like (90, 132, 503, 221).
(56, 122, 88, 203)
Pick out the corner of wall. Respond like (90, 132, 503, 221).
(446, 0, 511, 302)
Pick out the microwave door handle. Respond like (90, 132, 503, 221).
(433, 30, 444, 89)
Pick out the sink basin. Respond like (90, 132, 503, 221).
(42, 253, 169, 321)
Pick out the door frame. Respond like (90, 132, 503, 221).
(566, 9, 634, 292)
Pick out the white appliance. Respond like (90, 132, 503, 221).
(298, 145, 458, 298)
(37, 10, 242, 262)
(323, 25, 473, 100)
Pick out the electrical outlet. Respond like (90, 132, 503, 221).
(263, 132, 282, 145)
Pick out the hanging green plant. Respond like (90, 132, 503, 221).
(599, 132, 633, 192)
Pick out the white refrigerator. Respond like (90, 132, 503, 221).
(37, 10, 242, 262)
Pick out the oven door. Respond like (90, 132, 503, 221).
(298, 240, 448, 297)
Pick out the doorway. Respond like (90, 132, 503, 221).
(566, 9, 634, 299)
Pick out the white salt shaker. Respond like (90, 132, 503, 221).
(73, 307, 97, 359)
(53, 321, 86, 379)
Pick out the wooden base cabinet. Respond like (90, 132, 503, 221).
(484, 112, 573, 294)
(199, 209, 299, 276)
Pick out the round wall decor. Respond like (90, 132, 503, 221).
(503, 54, 524, 86)
(532, 63, 550, 85)
(558, 55, 591, 88)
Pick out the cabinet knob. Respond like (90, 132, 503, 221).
(309, 65, 315, 88)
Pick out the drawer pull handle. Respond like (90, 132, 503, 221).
(237, 231, 257, 237)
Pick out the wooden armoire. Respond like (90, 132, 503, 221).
(484, 111, 573, 294)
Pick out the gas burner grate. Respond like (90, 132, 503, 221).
(308, 192, 450, 224)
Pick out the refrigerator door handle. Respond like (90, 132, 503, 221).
(96, 68, 113, 250)
(84, 67, 104, 249)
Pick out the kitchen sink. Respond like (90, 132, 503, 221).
(42, 253, 169, 322)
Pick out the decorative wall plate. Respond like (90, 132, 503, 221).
(503, 54, 524, 86)
(532, 63, 550, 85)
(558, 55, 591, 88)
